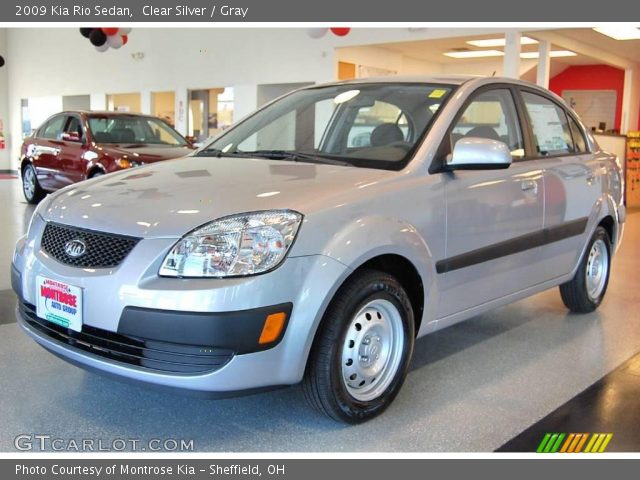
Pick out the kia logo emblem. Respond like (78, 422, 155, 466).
(64, 239, 87, 258)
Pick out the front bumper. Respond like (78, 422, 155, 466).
(17, 299, 292, 374)
(12, 216, 350, 395)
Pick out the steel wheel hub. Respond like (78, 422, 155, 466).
(586, 238, 609, 302)
(341, 298, 404, 402)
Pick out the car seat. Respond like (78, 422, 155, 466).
(92, 132, 114, 143)
(464, 126, 501, 141)
(370, 123, 404, 147)
(110, 128, 136, 143)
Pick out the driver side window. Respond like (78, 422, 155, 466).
(451, 89, 524, 159)
(40, 115, 66, 140)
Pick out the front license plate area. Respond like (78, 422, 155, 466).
(36, 276, 83, 332)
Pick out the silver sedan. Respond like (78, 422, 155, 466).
(12, 76, 625, 423)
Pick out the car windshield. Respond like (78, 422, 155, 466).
(88, 115, 188, 146)
(198, 83, 454, 170)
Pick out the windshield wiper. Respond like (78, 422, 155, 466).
(196, 148, 350, 166)
(195, 148, 225, 157)
(121, 143, 149, 148)
(195, 148, 255, 158)
(241, 150, 351, 166)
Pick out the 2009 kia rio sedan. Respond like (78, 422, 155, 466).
(12, 76, 625, 423)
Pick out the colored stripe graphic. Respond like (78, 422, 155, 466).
(584, 433, 614, 453)
(537, 433, 551, 453)
(575, 433, 589, 453)
(538, 433, 613, 453)
(550, 433, 565, 453)
(584, 434, 598, 453)
(598, 434, 613, 453)
(559, 433, 575, 453)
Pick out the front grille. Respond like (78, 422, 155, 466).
(19, 301, 234, 374)
(41, 222, 140, 268)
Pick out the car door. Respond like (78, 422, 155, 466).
(518, 89, 600, 280)
(57, 114, 88, 187)
(30, 114, 67, 191)
(437, 87, 546, 318)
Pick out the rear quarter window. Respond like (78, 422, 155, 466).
(568, 116, 588, 153)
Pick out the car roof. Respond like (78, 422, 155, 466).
(310, 75, 549, 91)
(325, 74, 481, 86)
(304, 75, 567, 106)
(77, 111, 156, 118)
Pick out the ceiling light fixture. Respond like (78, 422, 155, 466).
(520, 50, 577, 59)
(593, 26, 640, 40)
(443, 50, 504, 59)
(466, 36, 538, 47)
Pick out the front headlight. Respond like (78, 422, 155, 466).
(159, 210, 303, 278)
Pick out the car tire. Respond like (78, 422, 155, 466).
(559, 226, 612, 313)
(90, 171, 105, 178)
(22, 163, 45, 204)
(302, 269, 415, 423)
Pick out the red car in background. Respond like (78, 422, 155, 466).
(20, 111, 194, 203)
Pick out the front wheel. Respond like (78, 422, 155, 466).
(22, 164, 45, 204)
(303, 270, 415, 423)
(559, 226, 611, 313)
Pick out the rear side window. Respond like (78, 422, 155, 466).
(522, 92, 574, 156)
(40, 115, 66, 140)
(569, 116, 588, 153)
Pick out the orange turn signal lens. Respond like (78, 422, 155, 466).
(259, 312, 287, 344)
(116, 158, 132, 169)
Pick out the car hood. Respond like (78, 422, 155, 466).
(41, 155, 392, 238)
(100, 144, 194, 162)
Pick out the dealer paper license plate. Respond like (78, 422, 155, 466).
(36, 276, 83, 332)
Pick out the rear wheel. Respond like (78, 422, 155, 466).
(559, 226, 611, 313)
(303, 270, 415, 423)
(22, 164, 45, 204)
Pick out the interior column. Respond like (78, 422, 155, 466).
(503, 31, 522, 79)
(536, 40, 551, 88)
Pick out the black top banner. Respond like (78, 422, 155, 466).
(3, 0, 640, 22)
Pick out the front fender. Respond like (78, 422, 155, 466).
(298, 215, 439, 336)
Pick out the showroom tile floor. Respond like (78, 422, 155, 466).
(0, 177, 639, 452)
(498, 351, 640, 452)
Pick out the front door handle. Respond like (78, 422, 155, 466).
(521, 179, 538, 194)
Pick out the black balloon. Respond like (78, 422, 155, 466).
(89, 29, 107, 47)
(80, 28, 93, 38)
(0, 56, 4, 68)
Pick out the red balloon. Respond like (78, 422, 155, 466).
(121, 34, 128, 46)
(330, 27, 351, 37)
(102, 28, 119, 36)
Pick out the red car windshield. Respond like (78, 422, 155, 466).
(88, 115, 188, 146)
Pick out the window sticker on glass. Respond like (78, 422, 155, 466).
(429, 89, 448, 99)
(527, 104, 569, 152)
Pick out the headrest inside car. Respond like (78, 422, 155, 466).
(370, 123, 404, 147)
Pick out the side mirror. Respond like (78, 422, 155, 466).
(61, 132, 82, 143)
(448, 137, 512, 170)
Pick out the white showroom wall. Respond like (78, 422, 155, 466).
(1, 26, 532, 170)
(335, 45, 442, 76)
(0, 30, 9, 171)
